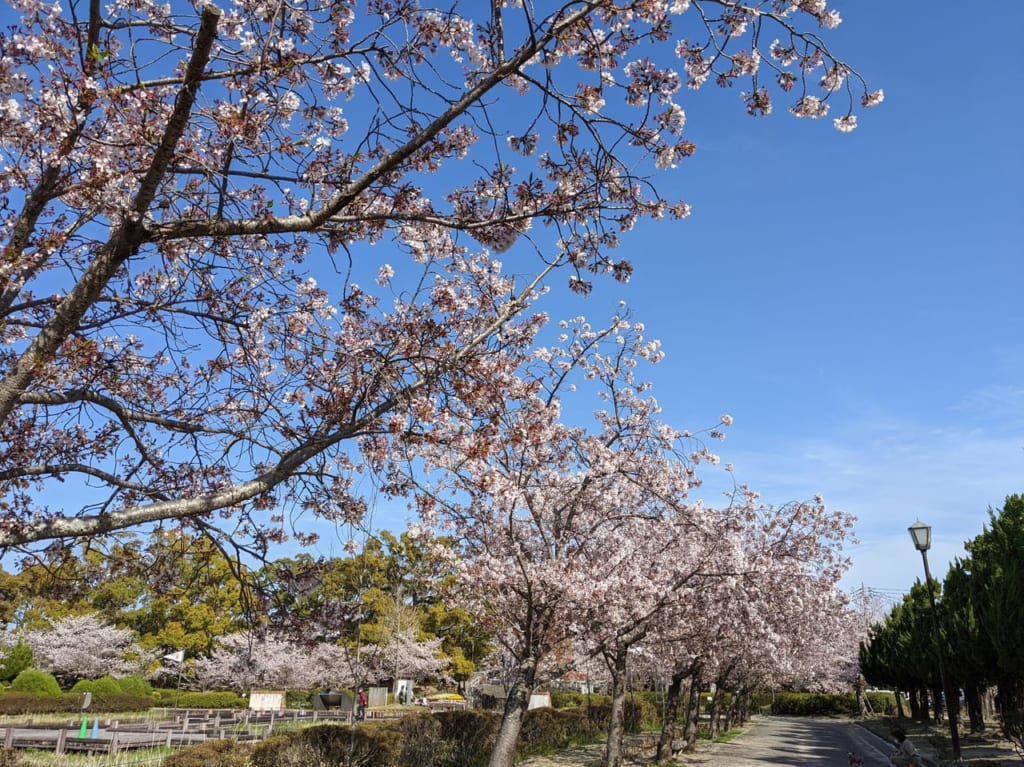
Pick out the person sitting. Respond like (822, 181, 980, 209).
(889, 728, 923, 767)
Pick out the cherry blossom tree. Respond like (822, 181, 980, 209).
(192, 631, 358, 692)
(582, 488, 854, 765)
(18, 613, 151, 684)
(635, 488, 855, 758)
(362, 627, 445, 684)
(399, 312, 747, 767)
(0, 0, 879, 558)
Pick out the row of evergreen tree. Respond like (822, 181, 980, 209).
(860, 494, 1023, 743)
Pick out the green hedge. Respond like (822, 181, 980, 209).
(550, 691, 596, 708)
(250, 722, 405, 767)
(549, 691, 663, 732)
(517, 706, 605, 758)
(0, 692, 152, 715)
(766, 692, 859, 717)
(227, 704, 607, 767)
(71, 675, 121, 695)
(434, 709, 500, 767)
(866, 691, 897, 715)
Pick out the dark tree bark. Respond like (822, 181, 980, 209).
(682, 670, 702, 751)
(655, 666, 687, 762)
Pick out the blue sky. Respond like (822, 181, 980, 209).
(577, 0, 1024, 598)
(3, 0, 1018, 604)
(326, 2, 1023, 602)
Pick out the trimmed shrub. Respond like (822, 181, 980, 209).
(550, 691, 593, 708)
(768, 692, 859, 717)
(71, 675, 121, 694)
(88, 692, 155, 712)
(0, 693, 75, 715)
(250, 704, 606, 767)
(434, 709, 501, 767)
(865, 691, 897, 715)
(116, 675, 154, 696)
(250, 736, 331, 767)
(549, 691, 662, 731)
(162, 739, 252, 767)
(151, 687, 179, 705)
(248, 734, 293, 767)
(517, 706, 574, 758)
(397, 712, 444, 767)
(0, 693, 60, 715)
(549, 706, 603, 742)
(286, 688, 314, 709)
(251, 722, 404, 767)
(625, 692, 662, 732)
(10, 669, 61, 697)
(0, 691, 152, 715)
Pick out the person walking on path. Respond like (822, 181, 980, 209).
(356, 686, 368, 721)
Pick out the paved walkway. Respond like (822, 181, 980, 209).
(518, 716, 1020, 767)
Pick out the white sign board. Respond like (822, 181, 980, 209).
(528, 692, 551, 710)
(249, 690, 286, 711)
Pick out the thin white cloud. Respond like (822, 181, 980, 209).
(707, 406, 1022, 596)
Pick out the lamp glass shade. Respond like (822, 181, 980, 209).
(908, 521, 932, 552)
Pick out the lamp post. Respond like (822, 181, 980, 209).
(908, 520, 961, 761)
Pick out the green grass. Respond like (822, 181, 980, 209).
(7, 747, 174, 767)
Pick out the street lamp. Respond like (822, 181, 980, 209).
(908, 520, 961, 761)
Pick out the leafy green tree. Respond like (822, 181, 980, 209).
(2, 530, 253, 660)
(942, 558, 992, 732)
(0, 642, 33, 683)
(860, 585, 941, 720)
(964, 495, 1024, 714)
(261, 532, 491, 680)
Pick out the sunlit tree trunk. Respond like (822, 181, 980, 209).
(724, 688, 739, 731)
(708, 682, 727, 739)
(488, 668, 535, 767)
(655, 667, 687, 762)
(603, 647, 629, 767)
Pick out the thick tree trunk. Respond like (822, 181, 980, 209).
(683, 670, 702, 751)
(724, 689, 739, 731)
(894, 687, 906, 719)
(603, 647, 629, 767)
(996, 676, 1024, 715)
(966, 681, 985, 733)
(488, 673, 533, 767)
(708, 684, 726, 739)
(917, 687, 931, 721)
(932, 684, 944, 724)
(739, 689, 752, 726)
(655, 667, 686, 762)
